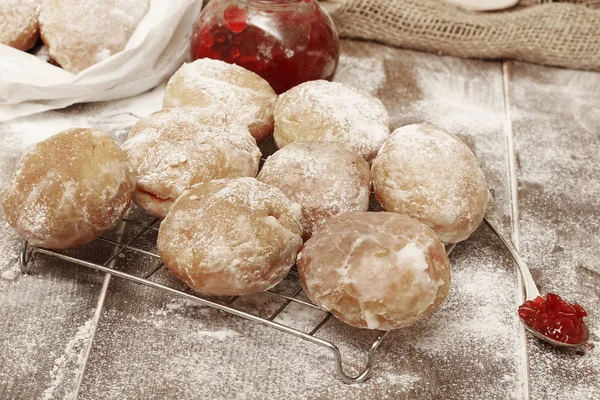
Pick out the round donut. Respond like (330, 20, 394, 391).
(157, 178, 303, 296)
(120, 106, 261, 219)
(274, 80, 390, 161)
(0, 0, 40, 51)
(257, 141, 370, 239)
(371, 123, 488, 244)
(39, 0, 149, 73)
(0, 128, 136, 249)
(163, 58, 277, 142)
(297, 212, 451, 330)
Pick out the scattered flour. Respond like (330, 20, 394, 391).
(509, 62, 600, 399)
(274, 79, 390, 161)
(1, 261, 21, 281)
(0, 82, 162, 398)
(0, 223, 21, 281)
(334, 54, 386, 96)
(42, 317, 95, 400)
(0, 39, 598, 399)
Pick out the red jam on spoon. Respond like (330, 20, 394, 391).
(518, 293, 588, 345)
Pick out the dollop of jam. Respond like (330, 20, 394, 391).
(191, 0, 339, 94)
(518, 293, 588, 344)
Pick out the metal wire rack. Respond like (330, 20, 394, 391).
(17, 137, 458, 384)
(19, 206, 456, 384)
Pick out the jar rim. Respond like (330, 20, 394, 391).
(235, 0, 313, 11)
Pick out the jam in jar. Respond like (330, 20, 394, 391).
(191, 0, 340, 94)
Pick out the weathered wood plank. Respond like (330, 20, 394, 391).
(509, 61, 600, 399)
(0, 86, 164, 399)
(0, 252, 105, 400)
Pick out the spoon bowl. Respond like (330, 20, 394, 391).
(484, 217, 590, 348)
(520, 318, 590, 349)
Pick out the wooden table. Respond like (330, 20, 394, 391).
(1, 40, 599, 399)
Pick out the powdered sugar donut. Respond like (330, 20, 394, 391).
(257, 141, 370, 239)
(0, 0, 40, 51)
(121, 107, 261, 219)
(274, 80, 390, 161)
(0, 128, 135, 249)
(297, 212, 451, 330)
(163, 58, 277, 142)
(157, 178, 303, 296)
(372, 124, 488, 244)
(39, 0, 149, 72)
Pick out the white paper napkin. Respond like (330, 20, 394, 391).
(0, 0, 204, 122)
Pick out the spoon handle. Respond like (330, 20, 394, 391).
(484, 218, 541, 300)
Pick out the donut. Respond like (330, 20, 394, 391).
(163, 58, 277, 142)
(273, 80, 390, 161)
(0, 0, 40, 51)
(371, 123, 488, 244)
(257, 141, 370, 239)
(297, 212, 451, 330)
(0, 128, 136, 249)
(120, 106, 261, 219)
(157, 178, 303, 296)
(39, 0, 150, 73)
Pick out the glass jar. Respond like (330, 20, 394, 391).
(191, 0, 340, 94)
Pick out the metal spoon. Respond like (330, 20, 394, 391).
(484, 217, 590, 348)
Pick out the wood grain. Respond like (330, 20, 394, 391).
(1, 40, 598, 399)
(0, 255, 105, 400)
(0, 88, 163, 399)
(74, 41, 523, 399)
(509, 61, 600, 399)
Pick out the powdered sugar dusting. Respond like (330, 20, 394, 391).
(0, 0, 39, 50)
(372, 123, 489, 244)
(77, 272, 426, 399)
(411, 67, 504, 136)
(1, 39, 597, 399)
(1, 260, 21, 281)
(274, 80, 390, 161)
(334, 53, 386, 96)
(163, 58, 277, 141)
(1, 128, 135, 249)
(298, 212, 450, 331)
(257, 141, 370, 238)
(42, 317, 94, 400)
(158, 178, 303, 296)
(510, 61, 600, 399)
(0, 82, 162, 398)
(38, 0, 150, 72)
(121, 106, 261, 218)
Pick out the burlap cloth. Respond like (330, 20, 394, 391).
(321, 0, 600, 71)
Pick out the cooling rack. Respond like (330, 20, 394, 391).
(18, 207, 456, 384)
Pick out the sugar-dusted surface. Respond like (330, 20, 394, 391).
(0, 0, 39, 51)
(274, 79, 390, 161)
(1, 128, 136, 249)
(0, 255, 105, 400)
(75, 41, 516, 398)
(39, 0, 149, 72)
(257, 141, 371, 238)
(122, 106, 260, 219)
(0, 39, 598, 398)
(163, 58, 277, 141)
(371, 123, 489, 244)
(298, 212, 450, 331)
(510, 61, 600, 399)
(157, 178, 303, 296)
(0, 86, 163, 398)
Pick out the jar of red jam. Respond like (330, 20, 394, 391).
(191, 0, 340, 94)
